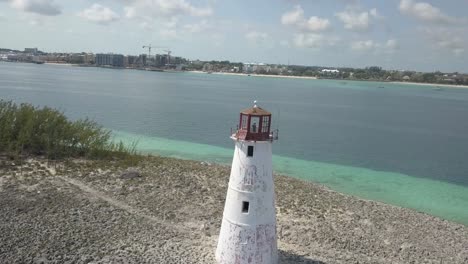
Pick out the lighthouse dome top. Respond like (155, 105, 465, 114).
(240, 106, 271, 116)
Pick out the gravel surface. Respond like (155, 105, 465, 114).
(0, 156, 467, 263)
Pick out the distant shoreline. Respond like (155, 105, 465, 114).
(189, 71, 318, 80)
(391, 81, 468, 89)
(190, 71, 468, 88)
(44, 62, 73, 66)
(7, 62, 468, 88)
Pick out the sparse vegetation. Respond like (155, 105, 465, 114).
(0, 100, 139, 161)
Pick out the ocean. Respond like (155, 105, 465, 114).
(1, 62, 467, 225)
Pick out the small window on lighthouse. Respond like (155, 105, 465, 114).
(247, 146, 254, 157)
(242, 201, 250, 213)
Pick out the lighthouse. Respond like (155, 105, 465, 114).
(216, 101, 279, 264)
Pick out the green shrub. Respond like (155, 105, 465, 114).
(0, 100, 138, 160)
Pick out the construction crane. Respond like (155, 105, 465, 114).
(142, 45, 167, 58)
(163, 49, 172, 64)
(142, 45, 152, 58)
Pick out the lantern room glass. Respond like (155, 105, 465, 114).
(241, 114, 248, 130)
(250, 116, 260, 133)
(262, 116, 270, 133)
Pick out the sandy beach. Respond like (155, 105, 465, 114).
(189, 71, 318, 80)
(44, 62, 74, 66)
(390, 81, 468, 89)
(189, 71, 468, 88)
(1, 156, 467, 263)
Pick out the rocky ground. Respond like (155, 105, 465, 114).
(0, 156, 467, 264)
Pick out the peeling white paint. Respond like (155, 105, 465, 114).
(216, 140, 278, 264)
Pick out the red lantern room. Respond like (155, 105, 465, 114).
(232, 101, 278, 141)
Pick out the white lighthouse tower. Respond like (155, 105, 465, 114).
(216, 101, 279, 264)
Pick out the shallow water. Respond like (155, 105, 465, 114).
(1, 62, 468, 225)
(114, 130, 468, 225)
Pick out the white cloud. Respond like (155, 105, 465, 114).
(211, 33, 225, 47)
(351, 40, 376, 51)
(245, 31, 269, 44)
(369, 8, 378, 18)
(163, 16, 178, 28)
(10, 0, 61, 16)
(139, 17, 178, 31)
(124, 0, 213, 19)
(140, 21, 153, 31)
(351, 39, 400, 53)
(399, 0, 458, 24)
(78, 4, 119, 25)
(335, 7, 380, 31)
(281, 5, 304, 25)
(304, 16, 331, 32)
(28, 17, 44, 26)
(386, 39, 399, 50)
(279, 40, 290, 47)
(293, 33, 323, 48)
(160, 28, 178, 40)
(293, 33, 339, 49)
(421, 28, 466, 56)
(436, 39, 465, 56)
(183, 20, 210, 33)
(123, 0, 213, 39)
(281, 5, 330, 32)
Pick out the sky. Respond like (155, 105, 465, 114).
(0, 0, 467, 72)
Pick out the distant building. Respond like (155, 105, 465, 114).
(123, 56, 129, 67)
(95, 53, 124, 67)
(137, 54, 147, 66)
(203, 63, 213, 72)
(83, 53, 95, 64)
(7, 54, 19, 61)
(127, 55, 138, 66)
(321, 69, 340, 74)
(403, 75, 411, 81)
(243, 62, 270, 74)
(191, 59, 203, 65)
(442, 78, 455, 83)
(96, 54, 112, 66)
(24, 48, 38, 55)
(172, 56, 184, 64)
(155, 54, 165, 66)
(69, 53, 85, 64)
(112, 54, 124, 67)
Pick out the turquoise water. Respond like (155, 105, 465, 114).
(1, 62, 468, 225)
(114, 130, 468, 225)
